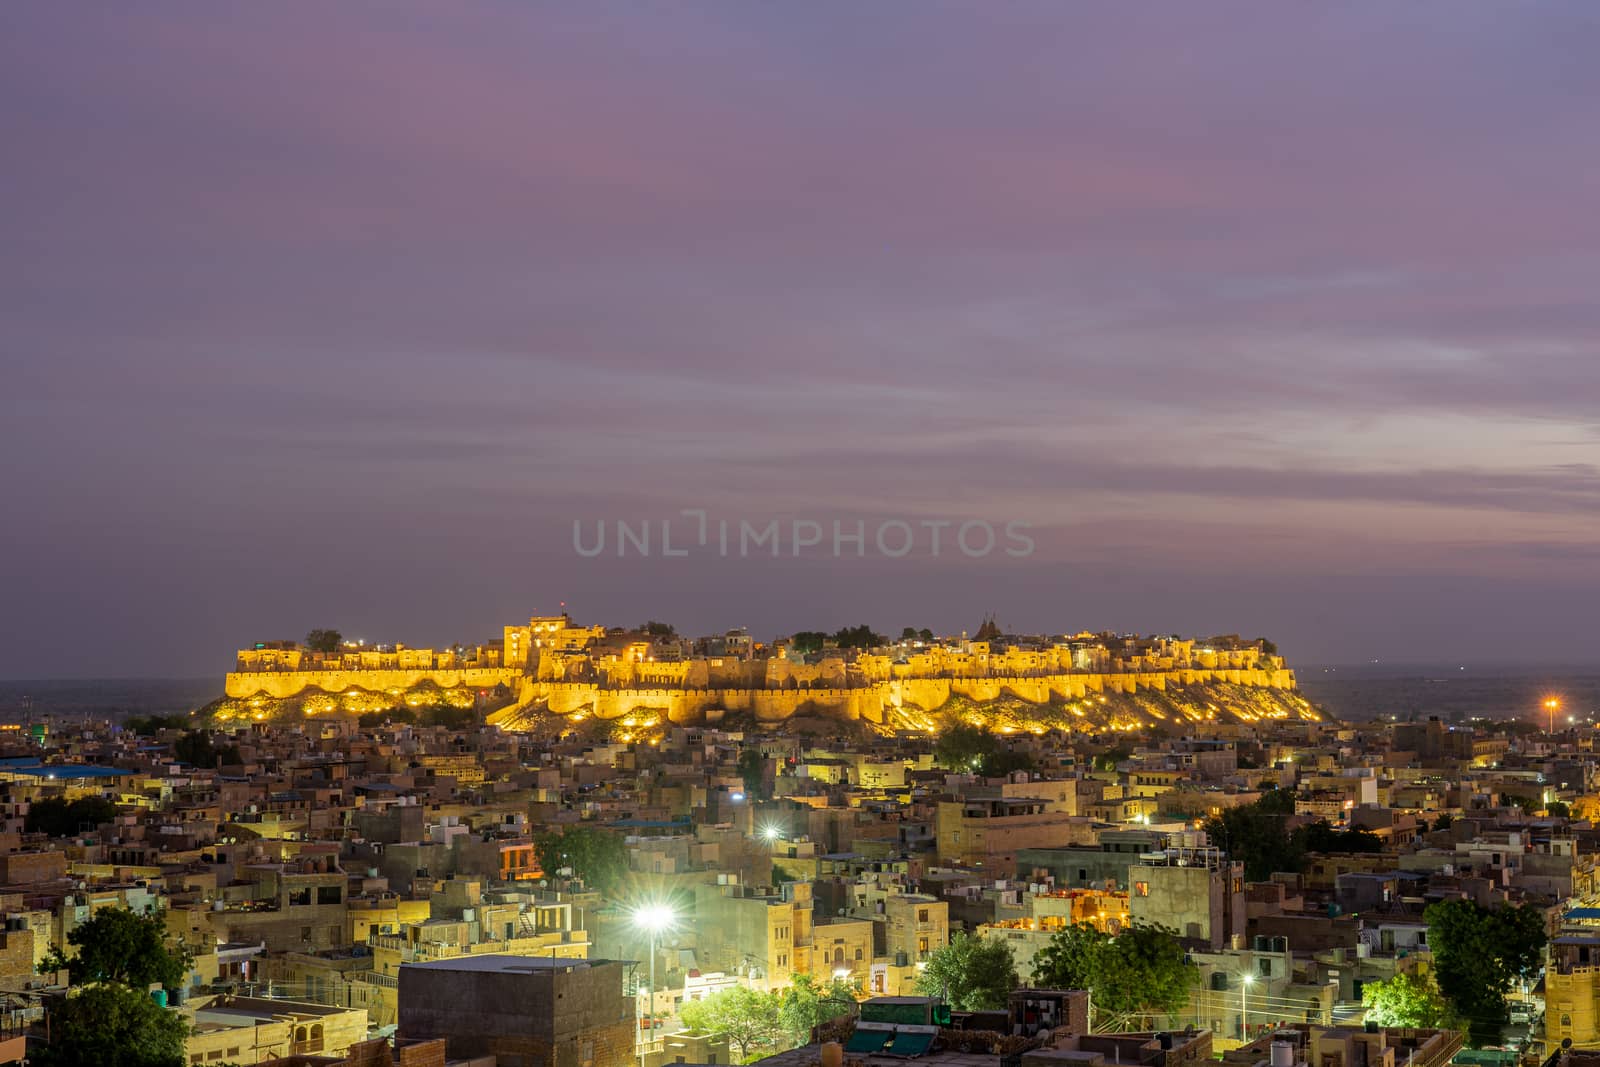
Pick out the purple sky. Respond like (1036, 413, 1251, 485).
(6, 5, 1600, 678)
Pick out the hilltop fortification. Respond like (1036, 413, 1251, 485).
(215, 615, 1315, 734)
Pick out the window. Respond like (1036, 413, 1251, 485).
(855, 948, 864, 961)
(1135, 881, 1150, 897)
(917, 908, 929, 922)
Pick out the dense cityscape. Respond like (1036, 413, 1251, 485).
(9, 4, 1599, 1067)
(0, 617, 1592, 1067)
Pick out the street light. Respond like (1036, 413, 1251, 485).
(1240, 973, 1255, 1040)
(1546, 697, 1562, 734)
(632, 902, 677, 1067)
(760, 823, 783, 845)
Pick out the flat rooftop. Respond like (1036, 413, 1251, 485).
(403, 954, 619, 973)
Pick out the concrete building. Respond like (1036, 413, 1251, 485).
(182, 994, 367, 1065)
(692, 880, 814, 987)
(398, 955, 634, 1067)
(936, 797, 1090, 869)
(1127, 848, 1245, 950)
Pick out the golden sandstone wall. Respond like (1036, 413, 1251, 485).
(509, 666, 1295, 726)
(224, 662, 1297, 728)
(224, 667, 521, 701)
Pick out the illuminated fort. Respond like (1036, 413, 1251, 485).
(218, 614, 1313, 734)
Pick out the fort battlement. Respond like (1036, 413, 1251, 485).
(219, 616, 1306, 730)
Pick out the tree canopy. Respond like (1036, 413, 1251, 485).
(304, 628, 343, 652)
(1424, 899, 1546, 1046)
(1032, 923, 1194, 1018)
(778, 974, 857, 1043)
(26, 796, 119, 838)
(173, 730, 242, 768)
(532, 826, 629, 894)
(34, 982, 189, 1067)
(830, 624, 885, 649)
(680, 985, 783, 1058)
(933, 723, 1035, 777)
(122, 715, 188, 735)
(1361, 972, 1454, 1029)
(41, 906, 194, 990)
(915, 932, 1018, 1011)
(1203, 791, 1388, 881)
(736, 749, 773, 801)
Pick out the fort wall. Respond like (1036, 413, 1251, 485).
(224, 667, 521, 701)
(224, 661, 1297, 728)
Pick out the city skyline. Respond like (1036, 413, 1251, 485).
(7, 5, 1600, 677)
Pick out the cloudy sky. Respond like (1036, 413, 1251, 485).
(5, 4, 1600, 678)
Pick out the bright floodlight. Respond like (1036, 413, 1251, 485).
(632, 902, 676, 932)
(761, 824, 783, 842)
(1241, 973, 1256, 986)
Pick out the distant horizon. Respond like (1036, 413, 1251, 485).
(9, 6, 1600, 678)
(6, 657, 1600, 687)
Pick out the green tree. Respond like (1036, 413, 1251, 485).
(1031, 923, 1107, 990)
(915, 932, 1018, 1011)
(1425, 899, 1546, 1046)
(680, 985, 783, 1058)
(26, 796, 119, 837)
(1361, 972, 1453, 1029)
(123, 715, 188, 735)
(1033, 923, 1194, 1018)
(417, 704, 475, 730)
(790, 631, 827, 656)
(35, 982, 189, 1067)
(934, 723, 998, 772)
(737, 749, 772, 801)
(1203, 792, 1303, 880)
(1097, 924, 1195, 1017)
(1547, 801, 1571, 818)
(304, 629, 343, 652)
(830, 624, 885, 650)
(641, 621, 677, 637)
(1092, 746, 1133, 772)
(359, 707, 416, 728)
(532, 827, 629, 894)
(933, 724, 1036, 776)
(173, 730, 242, 768)
(778, 974, 856, 1042)
(41, 907, 194, 990)
(1294, 821, 1384, 855)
